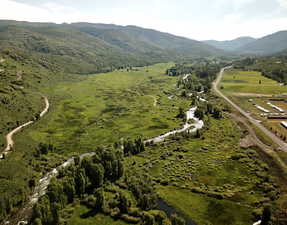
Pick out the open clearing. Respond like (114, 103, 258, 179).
(221, 70, 287, 95)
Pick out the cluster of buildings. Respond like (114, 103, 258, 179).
(253, 101, 287, 130)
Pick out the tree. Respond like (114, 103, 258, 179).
(177, 107, 186, 119)
(86, 162, 104, 188)
(195, 108, 204, 120)
(261, 206, 271, 225)
(118, 192, 131, 214)
(63, 178, 75, 203)
(213, 107, 222, 119)
(51, 203, 61, 225)
(94, 188, 104, 211)
(74, 156, 80, 166)
(47, 179, 65, 206)
(75, 168, 86, 197)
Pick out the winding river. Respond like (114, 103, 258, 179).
(145, 106, 204, 144)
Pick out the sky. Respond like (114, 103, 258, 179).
(0, 0, 287, 41)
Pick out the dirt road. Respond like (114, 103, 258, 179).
(213, 67, 287, 152)
(1, 96, 50, 157)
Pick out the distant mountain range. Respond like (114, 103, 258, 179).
(1, 19, 287, 72)
(204, 37, 256, 51)
(0, 20, 223, 74)
(205, 31, 287, 55)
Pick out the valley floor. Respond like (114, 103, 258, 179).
(1, 63, 287, 225)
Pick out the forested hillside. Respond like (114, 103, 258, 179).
(238, 31, 287, 55)
(0, 20, 223, 74)
(0, 20, 223, 149)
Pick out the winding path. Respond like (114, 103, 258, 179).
(213, 67, 287, 152)
(0, 96, 50, 158)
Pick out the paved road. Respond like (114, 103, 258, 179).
(213, 67, 287, 152)
(1, 96, 50, 158)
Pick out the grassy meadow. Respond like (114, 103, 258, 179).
(221, 69, 287, 95)
(14, 63, 192, 157)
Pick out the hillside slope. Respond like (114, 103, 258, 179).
(0, 20, 223, 74)
(238, 31, 287, 55)
(72, 23, 222, 57)
(0, 19, 223, 148)
(204, 36, 256, 51)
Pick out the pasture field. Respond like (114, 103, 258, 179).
(221, 70, 287, 95)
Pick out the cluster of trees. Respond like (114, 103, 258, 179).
(35, 143, 55, 156)
(194, 102, 223, 120)
(166, 64, 194, 76)
(31, 147, 124, 225)
(125, 173, 158, 211)
(176, 107, 186, 121)
(169, 62, 221, 92)
(122, 137, 145, 156)
(233, 57, 256, 69)
(234, 57, 287, 85)
(31, 145, 188, 225)
(178, 75, 205, 93)
(261, 69, 287, 84)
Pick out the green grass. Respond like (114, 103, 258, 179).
(64, 205, 129, 225)
(19, 63, 191, 155)
(221, 69, 287, 94)
(125, 116, 278, 225)
(157, 186, 253, 225)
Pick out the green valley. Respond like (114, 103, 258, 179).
(0, 18, 287, 225)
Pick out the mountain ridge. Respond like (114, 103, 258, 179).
(203, 36, 256, 51)
(238, 30, 287, 55)
(0, 20, 224, 74)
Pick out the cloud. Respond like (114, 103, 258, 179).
(278, 0, 287, 8)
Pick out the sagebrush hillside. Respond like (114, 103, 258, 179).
(0, 20, 223, 74)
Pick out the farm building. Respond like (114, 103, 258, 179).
(268, 114, 287, 119)
(281, 121, 287, 129)
(255, 105, 270, 113)
(267, 102, 285, 113)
